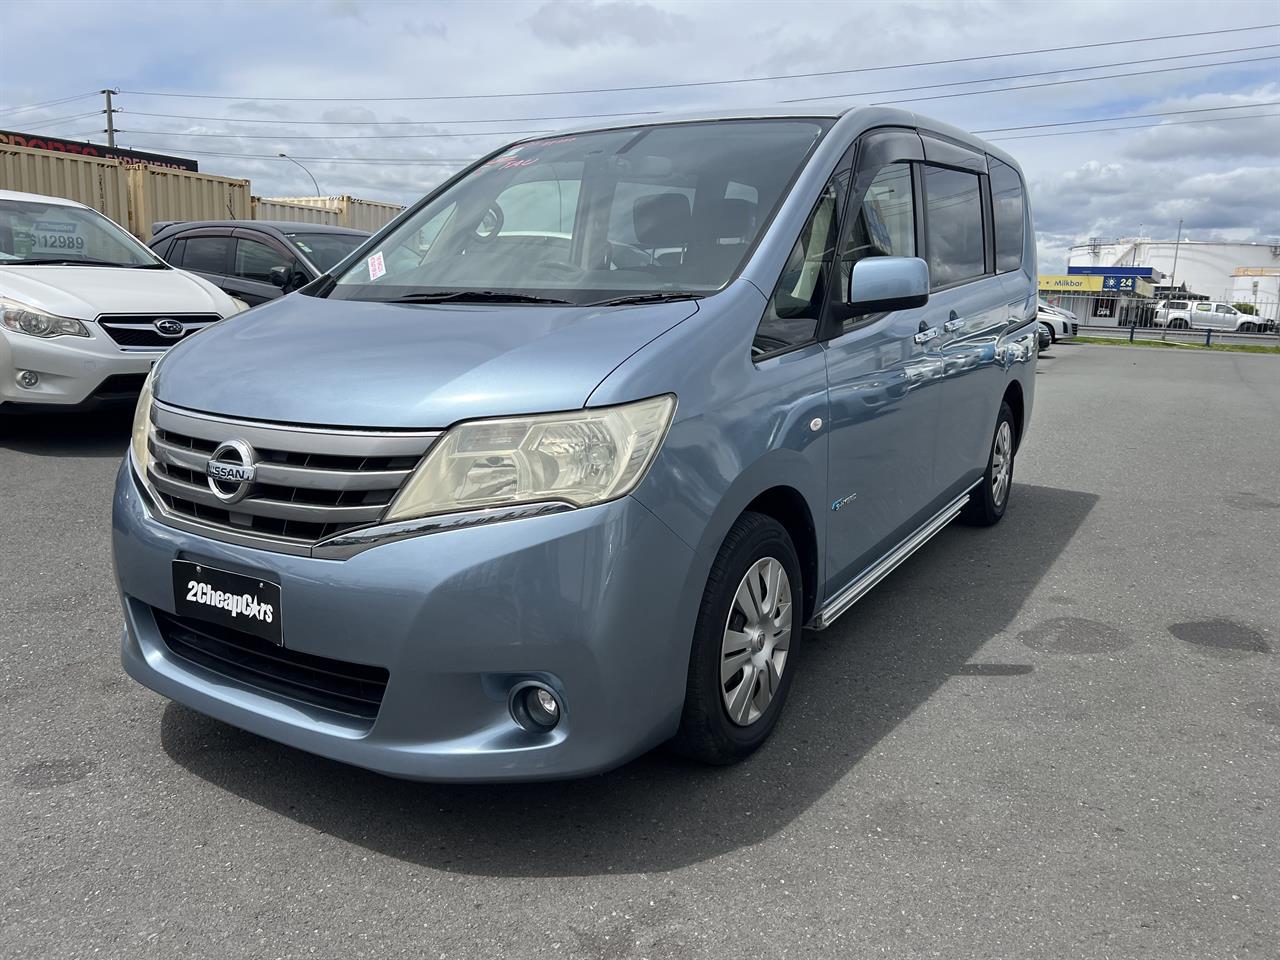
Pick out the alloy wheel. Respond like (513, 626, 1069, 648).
(992, 420, 1013, 507)
(720, 557, 793, 726)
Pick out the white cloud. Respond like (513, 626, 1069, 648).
(0, 0, 1274, 247)
(524, 0, 693, 49)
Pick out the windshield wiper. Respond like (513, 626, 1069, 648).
(587, 292, 702, 307)
(11, 257, 135, 267)
(387, 291, 572, 305)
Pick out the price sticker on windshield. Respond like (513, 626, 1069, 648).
(31, 219, 85, 253)
(367, 250, 386, 281)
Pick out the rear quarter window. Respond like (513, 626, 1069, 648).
(988, 158, 1024, 273)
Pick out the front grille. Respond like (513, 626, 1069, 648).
(98, 313, 221, 348)
(146, 402, 440, 551)
(1071, 322, 1079, 336)
(153, 608, 389, 723)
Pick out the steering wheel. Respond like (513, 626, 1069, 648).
(473, 203, 504, 243)
(608, 241, 657, 269)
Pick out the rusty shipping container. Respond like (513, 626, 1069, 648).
(250, 197, 342, 226)
(0, 143, 131, 226)
(127, 165, 251, 241)
(259, 195, 404, 232)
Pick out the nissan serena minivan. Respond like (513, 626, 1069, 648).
(113, 107, 1039, 781)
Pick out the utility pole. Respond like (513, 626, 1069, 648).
(1163, 219, 1184, 341)
(101, 88, 119, 147)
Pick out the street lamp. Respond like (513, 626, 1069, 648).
(277, 152, 321, 196)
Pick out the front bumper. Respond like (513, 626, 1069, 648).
(113, 462, 700, 782)
(0, 326, 158, 408)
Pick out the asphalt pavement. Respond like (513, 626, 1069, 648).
(2, 343, 1277, 959)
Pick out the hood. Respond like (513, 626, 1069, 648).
(154, 293, 699, 428)
(0, 265, 238, 319)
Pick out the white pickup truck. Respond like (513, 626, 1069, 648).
(1155, 299, 1274, 332)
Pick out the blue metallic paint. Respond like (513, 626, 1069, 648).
(113, 106, 1038, 780)
(153, 294, 699, 428)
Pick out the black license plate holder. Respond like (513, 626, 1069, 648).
(172, 561, 282, 646)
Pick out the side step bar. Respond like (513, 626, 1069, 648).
(810, 485, 976, 631)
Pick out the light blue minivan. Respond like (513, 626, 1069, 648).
(113, 106, 1038, 781)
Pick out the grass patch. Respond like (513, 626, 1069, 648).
(1073, 335, 1280, 355)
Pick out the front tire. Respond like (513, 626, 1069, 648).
(670, 512, 802, 765)
(961, 401, 1016, 527)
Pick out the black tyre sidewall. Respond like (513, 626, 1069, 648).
(676, 513, 802, 762)
(961, 401, 1015, 527)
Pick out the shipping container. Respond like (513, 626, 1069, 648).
(260, 195, 404, 232)
(251, 197, 341, 226)
(0, 142, 131, 227)
(127, 165, 251, 241)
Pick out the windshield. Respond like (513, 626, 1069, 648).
(0, 199, 160, 267)
(287, 232, 366, 272)
(329, 118, 831, 306)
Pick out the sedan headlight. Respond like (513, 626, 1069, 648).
(385, 395, 675, 522)
(130, 367, 156, 479)
(0, 297, 90, 338)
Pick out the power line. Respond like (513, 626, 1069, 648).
(113, 22, 1280, 102)
(987, 110, 1280, 142)
(7, 110, 103, 129)
(118, 101, 1280, 144)
(122, 108, 658, 126)
(117, 127, 552, 141)
(873, 55, 1280, 106)
(112, 44, 1280, 132)
(0, 91, 99, 118)
(136, 146, 473, 164)
(974, 100, 1280, 133)
(783, 45, 1280, 102)
(138, 107, 1280, 165)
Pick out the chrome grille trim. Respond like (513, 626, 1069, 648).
(144, 401, 440, 553)
(148, 470, 389, 524)
(97, 313, 221, 349)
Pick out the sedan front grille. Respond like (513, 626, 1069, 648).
(146, 402, 439, 552)
(98, 313, 222, 348)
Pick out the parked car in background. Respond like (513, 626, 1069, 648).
(115, 107, 1039, 781)
(0, 189, 246, 412)
(150, 221, 369, 306)
(1037, 298, 1076, 342)
(1154, 299, 1274, 332)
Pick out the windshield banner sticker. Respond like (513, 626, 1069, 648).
(367, 250, 386, 281)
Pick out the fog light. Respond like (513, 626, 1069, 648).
(16, 370, 39, 389)
(509, 682, 562, 731)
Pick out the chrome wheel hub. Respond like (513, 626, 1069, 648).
(992, 420, 1013, 506)
(720, 556, 793, 727)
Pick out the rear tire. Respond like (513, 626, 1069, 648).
(961, 401, 1016, 527)
(670, 512, 802, 765)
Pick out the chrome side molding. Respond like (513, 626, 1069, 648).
(810, 484, 976, 630)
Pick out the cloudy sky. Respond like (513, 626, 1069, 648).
(2, 0, 1277, 269)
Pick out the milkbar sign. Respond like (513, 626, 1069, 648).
(1039, 275, 1105, 292)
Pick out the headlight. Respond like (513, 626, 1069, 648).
(130, 367, 156, 480)
(385, 395, 675, 522)
(0, 297, 90, 338)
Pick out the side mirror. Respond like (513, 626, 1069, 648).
(846, 256, 930, 315)
(268, 265, 291, 289)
